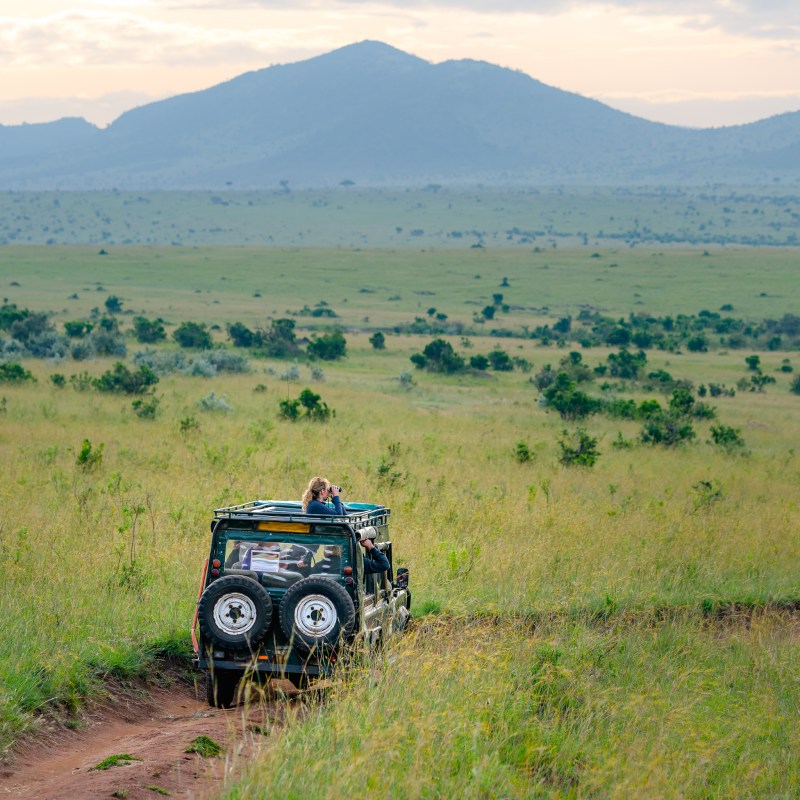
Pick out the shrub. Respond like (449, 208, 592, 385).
(75, 438, 103, 470)
(709, 424, 747, 452)
(411, 339, 465, 374)
(307, 329, 347, 361)
(369, 331, 386, 350)
(558, 427, 600, 467)
(132, 316, 166, 344)
(396, 371, 415, 389)
(227, 322, 255, 347)
(514, 441, 532, 463)
(745, 355, 761, 371)
(259, 318, 301, 358)
(488, 349, 513, 371)
(104, 295, 123, 313)
(179, 415, 200, 435)
(173, 321, 212, 349)
(750, 372, 776, 392)
(791, 374, 800, 395)
(69, 371, 92, 391)
(0, 362, 36, 383)
(93, 362, 158, 395)
(90, 328, 126, 357)
(640, 412, 696, 446)
(278, 398, 300, 421)
(50, 373, 66, 388)
(470, 354, 489, 370)
(131, 396, 159, 419)
(607, 348, 647, 380)
(64, 320, 93, 338)
(197, 391, 234, 413)
(541, 373, 602, 420)
(279, 388, 333, 422)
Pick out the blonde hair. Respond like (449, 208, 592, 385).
(302, 476, 329, 511)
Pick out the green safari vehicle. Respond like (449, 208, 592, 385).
(192, 499, 411, 707)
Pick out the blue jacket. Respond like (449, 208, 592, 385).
(305, 496, 346, 516)
(363, 547, 390, 574)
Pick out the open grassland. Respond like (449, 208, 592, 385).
(1, 244, 798, 327)
(1, 186, 799, 248)
(0, 245, 799, 795)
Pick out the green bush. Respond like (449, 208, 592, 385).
(131, 396, 159, 419)
(709, 424, 747, 452)
(558, 427, 600, 467)
(279, 388, 333, 422)
(132, 316, 166, 344)
(0, 362, 36, 383)
(542, 373, 602, 421)
(307, 329, 347, 361)
(411, 339, 465, 374)
(173, 321, 212, 349)
(369, 331, 386, 350)
(640, 412, 696, 446)
(93, 362, 159, 395)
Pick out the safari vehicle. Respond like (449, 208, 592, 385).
(192, 499, 411, 707)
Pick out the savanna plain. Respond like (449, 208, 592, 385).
(1, 193, 799, 799)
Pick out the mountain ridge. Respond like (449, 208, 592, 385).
(1, 40, 798, 188)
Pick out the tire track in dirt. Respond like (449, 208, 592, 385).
(0, 677, 300, 800)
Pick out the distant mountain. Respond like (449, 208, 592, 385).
(1, 41, 798, 188)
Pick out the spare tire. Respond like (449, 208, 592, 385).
(198, 574, 272, 653)
(279, 576, 356, 653)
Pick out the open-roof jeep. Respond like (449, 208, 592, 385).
(193, 500, 411, 707)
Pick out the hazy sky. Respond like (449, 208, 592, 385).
(2, 0, 799, 129)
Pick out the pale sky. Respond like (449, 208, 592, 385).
(1, 0, 799, 129)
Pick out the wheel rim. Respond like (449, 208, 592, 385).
(293, 593, 338, 638)
(213, 592, 258, 636)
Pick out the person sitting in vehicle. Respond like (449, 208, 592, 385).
(302, 476, 347, 516)
(360, 536, 390, 574)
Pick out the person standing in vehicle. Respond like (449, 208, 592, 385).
(302, 476, 346, 515)
(360, 536, 390, 574)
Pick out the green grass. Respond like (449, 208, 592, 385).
(0, 242, 798, 794)
(224, 615, 800, 799)
(1, 187, 799, 247)
(93, 754, 143, 770)
(185, 735, 222, 757)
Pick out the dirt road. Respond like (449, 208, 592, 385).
(0, 677, 297, 800)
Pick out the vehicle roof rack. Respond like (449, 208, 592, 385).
(213, 499, 390, 529)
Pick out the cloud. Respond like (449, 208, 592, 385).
(166, 0, 800, 40)
(0, 9, 311, 68)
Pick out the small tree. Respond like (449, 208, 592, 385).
(745, 355, 761, 371)
(542, 373, 602, 420)
(411, 339, 465, 374)
(259, 318, 301, 358)
(173, 321, 212, 349)
(369, 331, 386, 350)
(227, 321, 255, 348)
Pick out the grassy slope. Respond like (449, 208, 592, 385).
(0, 245, 798, 794)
